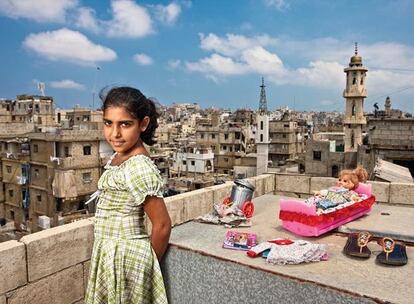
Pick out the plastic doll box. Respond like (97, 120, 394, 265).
(278, 183, 376, 237)
(223, 231, 257, 251)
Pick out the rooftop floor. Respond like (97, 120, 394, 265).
(168, 194, 414, 304)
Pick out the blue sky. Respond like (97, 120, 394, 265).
(1, 0, 414, 113)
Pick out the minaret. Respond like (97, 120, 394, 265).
(256, 77, 270, 175)
(385, 96, 391, 116)
(343, 43, 368, 152)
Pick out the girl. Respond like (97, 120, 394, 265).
(86, 87, 171, 304)
(310, 166, 368, 214)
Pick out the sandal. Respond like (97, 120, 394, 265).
(343, 231, 372, 258)
(376, 237, 408, 266)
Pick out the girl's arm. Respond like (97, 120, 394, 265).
(144, 196, 172, 260)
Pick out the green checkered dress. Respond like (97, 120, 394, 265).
(85, 154, 168, 304)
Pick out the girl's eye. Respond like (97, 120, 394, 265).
(121, 122, 130, 127)
(104, 121, 111, 126)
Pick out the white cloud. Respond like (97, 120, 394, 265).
(199, 33, 277, 57)
(106, 0, 153, 38)
(168, 59, 181, 69)
(187, 33, 414, 97)
(133, 53, 153, 65)
(155, 2, 181, 25)
(264, 0, 290, 11)
(241, 46, 284, 75)
(186, 54, 247, 76)
(23, 28, 117, 65)
(0, 0, 78, 22)
(75, 7, 100, 33)
(49, 79, 84, 90)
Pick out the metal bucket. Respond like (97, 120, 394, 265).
(230, 179, 255, 208)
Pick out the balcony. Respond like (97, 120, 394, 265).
(1, 174, 413, 303)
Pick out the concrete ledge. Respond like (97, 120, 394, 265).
(250, 174, 274, 197)
(310, 176, 336, 194)
(276, 174, 310, 194)
(0, 240, 26, 294)
(164, 196, 185, 226)
(20, 219, 94, 282)
(162, 246, 376, 304)
(389, 183, 414, 206)
(368, 181, 389, 203)
(176, 187, 214, 221)
(210, 182, 233, 204)
(6, 264, 84, 304)
(83, 261, 90, 292)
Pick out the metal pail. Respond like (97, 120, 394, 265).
(230, 179, 255, 208)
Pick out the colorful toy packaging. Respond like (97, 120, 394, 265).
(223, 231, 257, 251)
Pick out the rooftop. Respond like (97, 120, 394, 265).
(1, 173, 413, 303)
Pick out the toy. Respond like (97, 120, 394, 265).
(223, 179, 255, 218)
(223, 231, 257, 251)
(279, 183, 376, 237)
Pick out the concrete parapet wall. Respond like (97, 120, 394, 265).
(0, 241, 26, 294)
(0, 173, 412, 303)
(20, 219, 94, 282)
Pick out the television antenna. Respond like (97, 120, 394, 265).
(37, 82, 45, 96)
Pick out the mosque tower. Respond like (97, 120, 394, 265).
(343, 43, 368, 152)
(256, 77, 270, 175)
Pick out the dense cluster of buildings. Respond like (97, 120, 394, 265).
(1, 47, 413, 239)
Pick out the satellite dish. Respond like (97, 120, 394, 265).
(37, 82, 45, 96)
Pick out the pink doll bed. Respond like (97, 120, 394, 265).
(278, 183, 376, 237)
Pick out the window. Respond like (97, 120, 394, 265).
(33, 144, 38, 153)
(224, 158, 229, 162)
(224, 134, 229, 140)
(6, 165, 12, 173)
(282, 134, 287, 138)
(37, 195, 42, 202)
(211, 134, 215, 139)
(83, 146, 91, 155)
(360, 78, 364, 85)
(83, 172, 92, 183)
(8, 189, 13, 197)
(201, 133, 204, 139)
(182, 160, 187, 165)
(352, 103, 356, 116)
(191, 161, 195, 166)
(12, 116, 15, 121)
(352, 78, 356, 85)
(64, 146, 70, 157)
(260, 121, 263, 130)
(313, 151, 322, 161)
(260, 134, 263, 142)
(34, 168, 39, 177)
(35, 104, 40, 112)
(284, 124, 289, 128)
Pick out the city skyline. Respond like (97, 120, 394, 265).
(0, 0, 414, 112)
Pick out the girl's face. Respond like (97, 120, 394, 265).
(338, 174, 355, 190)
(103, 106, 149, 156)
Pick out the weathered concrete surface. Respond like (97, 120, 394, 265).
(389, 182, 414, 206)
(0, 294, 6, 304)
(20, 219, 94, 282)
(276, 174, 310, 193)
(250, 174, 275, 197)
(167, 194, 413, 304)
(338, 203, 414, 243)
(209, 181, 233, 204)
(310, 176, 337, 194)
(7, 264, 84, 304)
(83, 260, 90, 291)
(368, 181, 389, 203)
(0, 240, 26, 294)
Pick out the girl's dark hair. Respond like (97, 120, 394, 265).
(100, 86, 159, 145)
